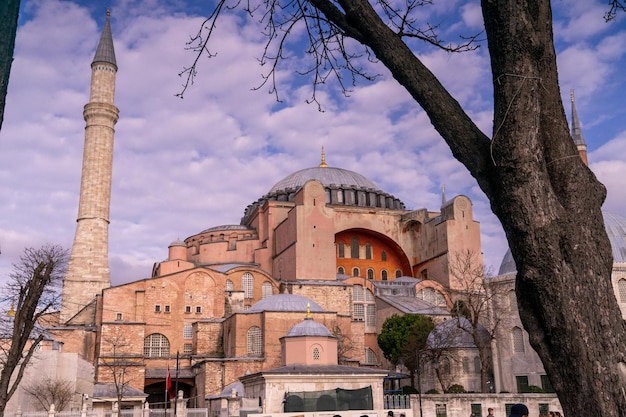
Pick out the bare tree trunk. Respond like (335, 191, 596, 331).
(0, 0, 20, 131)
(336, 0, 626, 414)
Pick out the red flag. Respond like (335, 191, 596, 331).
(166, 365, 174, 399)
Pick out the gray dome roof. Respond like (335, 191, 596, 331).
(498, 211, 626, 275)
(269, 166, 380, 194)
(247, 294, 325, 313)
(427, 317, 489, 349)
(285, 318, 333, 337)
(242, 165, 406, 223)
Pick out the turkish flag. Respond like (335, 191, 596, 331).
(166, 365, 175, 399)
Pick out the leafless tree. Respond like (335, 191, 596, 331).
(0, 244, 68, 417)
(421, 326, 459, 393)
(447, 251, 509, 392)
(98, 329, 140, 406)
(23, 377, 73, 411)
(329, 321, 356, 364)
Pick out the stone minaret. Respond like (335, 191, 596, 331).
(570, 90, 588, 166)
(60, 12, 119, 323)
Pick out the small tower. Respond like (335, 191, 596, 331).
(570, 90, 588, 166)
(60, 12, 119, 323)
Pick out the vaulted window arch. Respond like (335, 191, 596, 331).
(242, 273, 254, 298)
(247, 326, 263, 355)
(143, 333, 170, 357)
(512, 327, 525, 353)
(262, 281, 273, 299)
(618, 278, 626, 302)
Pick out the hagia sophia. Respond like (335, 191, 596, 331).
(5, 11, 626, 417)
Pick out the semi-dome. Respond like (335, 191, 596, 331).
(247, 294, 325, 313)
(498, 211, 626, 275)
(285, 318, 334, 337)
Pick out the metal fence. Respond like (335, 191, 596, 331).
(383, 395, 411, 410)
(9, 408, 206, 417)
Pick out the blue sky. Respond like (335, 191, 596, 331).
(1, 0, 625, 287)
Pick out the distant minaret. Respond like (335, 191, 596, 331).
(570, 90, 588, 166)
(60, 11, 119, 323)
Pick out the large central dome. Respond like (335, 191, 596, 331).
(269, 166, 381, 194)
(241, 158, 406, 223)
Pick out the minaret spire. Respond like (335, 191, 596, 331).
(570, 90, 588, 166)
(61, 12, 119, 323)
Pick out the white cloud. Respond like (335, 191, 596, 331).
(1, 0, 624, 288)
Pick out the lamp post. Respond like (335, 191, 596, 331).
(416, 350, 423, 417)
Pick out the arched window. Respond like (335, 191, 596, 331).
(338, 266, 345, 275)
(381, 270, 388, 281)
(338, 242, 345, 258)
(473, 356, 481, 373)
(395, 269, 402, 278)
(381, 250, 387, 261)
(351, 237, 359, 258)
(462, 357, 470, 373)
(365, 348, 377, 364)
(619, 278, 626, 302)
(225, 279, 234, 292)
(313, 347, 320, 361)
(143, 333, 170, 357)
(508, 290, 518, 311)
(247, 326, 263, 355)
(352, 267, 359, 277)
(367, 268, 374, 279)
(262, 282, 273, 299)
(242, 273, 254, 299)
(365, 243, 372, 259)
(512, 327, 525, 353)
(440, 357, 451, 374)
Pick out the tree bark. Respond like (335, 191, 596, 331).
(334, 0, 626, 414)
(0, 0, 20, 131)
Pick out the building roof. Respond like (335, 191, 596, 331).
(93, 383, 147, 399)
(284, 318, 334, 337)
(269, 166, 380, 194)
(92, 12, 117, 69)
(427, 317, 489, 349)
(243, 364, 388, 376)
(246, 294, 325, 313)
(377, 295, 450, 315)
(498, 211, 626, 274)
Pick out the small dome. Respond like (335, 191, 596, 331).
(168, 239, 186, 247)
(427, 317, 489, 349)
(269, 166, 380, 194)
(285, 318, 333, 337)
(498, 211, 626, 274)
(247, 294, 324, 313)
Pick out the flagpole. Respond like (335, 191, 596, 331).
(166, 363, 171, 411)
(174, 351, 180, 415)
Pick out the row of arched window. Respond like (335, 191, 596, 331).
(338, 266, 402, 281)
(224, 273, 273, 299)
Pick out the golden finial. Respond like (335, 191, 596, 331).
(570, 89, 574, 103)
(7, 301, 15, 317)
(319, 146, 328, 168)
(306, 302, 312, 319)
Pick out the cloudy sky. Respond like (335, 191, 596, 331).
(1, 0, 625, 288)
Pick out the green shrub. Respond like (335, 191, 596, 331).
(401, 385, 419, 394)
(425, 389, 439, 394)
(525, 385, 545, 393)
(445, 384, 466, 393)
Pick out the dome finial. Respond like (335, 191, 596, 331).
(319, 146, 328, 167)
(306, 302, 312, 319)
(7, 301, 15, 317)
